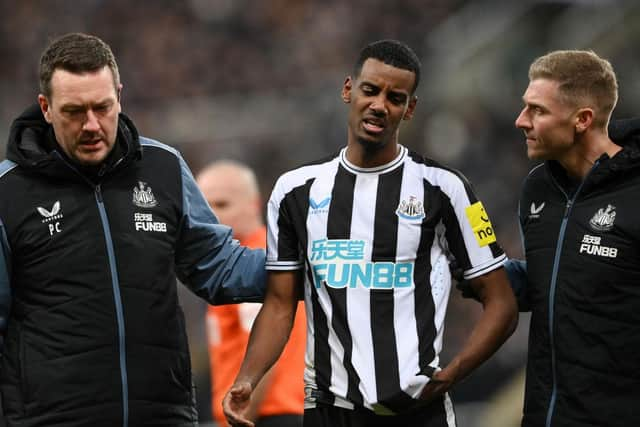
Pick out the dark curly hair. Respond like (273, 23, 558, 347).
(353, 39, 421, 94)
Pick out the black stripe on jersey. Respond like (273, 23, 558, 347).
(278, 179, 337, 398)
(308, 263, 334, 401)
(279, 179, 314, 299)
(371, 166, 401, 262)
(440, 192, 472, 271)
(371, 166, 415, 412)
(415, 179, 439, 377)
(327, 165, 354, 239)
(277, 179, 314, 262)
(323, 165, 363, 406)
(409, 151, 502, 261)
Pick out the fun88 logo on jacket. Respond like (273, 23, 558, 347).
(310, 239, 413, 289)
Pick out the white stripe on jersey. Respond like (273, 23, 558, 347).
(430, 243, 451, 361)
(444, 392, 457, 426)
(394, 162, 426, 398)
(347, 173, 378, 404)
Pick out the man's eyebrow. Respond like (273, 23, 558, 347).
(60, 98, 115, 108)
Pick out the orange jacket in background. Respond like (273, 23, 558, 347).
(207, 226, 306, 425)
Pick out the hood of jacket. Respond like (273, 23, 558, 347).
(5, 104, 142, 181)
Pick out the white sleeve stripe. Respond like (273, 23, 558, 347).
(264, 264, 303, 271)
(266, 260, 302, 266)
(462, 253, 506, 280)
(266, 261, 304, 271)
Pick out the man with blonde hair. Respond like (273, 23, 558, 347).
(527, 50, 618, 128)
(197, 160, 306, 427)
(508, 49, 640, 426)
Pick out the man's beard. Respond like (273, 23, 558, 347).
(355, 135, 387, 153)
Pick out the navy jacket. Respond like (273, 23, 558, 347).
(0, 105, 266, 427)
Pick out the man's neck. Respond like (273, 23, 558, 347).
(559, 132, 621, 179)
(345, 138, 400, 168)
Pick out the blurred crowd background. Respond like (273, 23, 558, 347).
(2, 1, 639, 426)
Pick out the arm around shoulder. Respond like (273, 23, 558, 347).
(174, 155, 267, 304)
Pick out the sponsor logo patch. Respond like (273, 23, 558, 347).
(310, 239, 413, 289)
(309, 196, 331, 215)
(134, 212, 167, 233)
(465, 201, 496, 247)
(579, 234, 618, 258)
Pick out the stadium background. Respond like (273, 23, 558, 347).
(1, 1, 639, 426)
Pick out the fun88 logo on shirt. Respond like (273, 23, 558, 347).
(310, 239, 413, 289)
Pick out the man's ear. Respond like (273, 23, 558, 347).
(341, 76, 353, 104)
(116, 83, 123, 113)
(403, 96, 418, 121)
(38, 94, 52, 123)
(575, 107, 594, 133)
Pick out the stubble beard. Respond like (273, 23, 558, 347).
(355, 135, 387, 154)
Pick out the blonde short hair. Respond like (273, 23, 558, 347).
(529, 50, 618, 128)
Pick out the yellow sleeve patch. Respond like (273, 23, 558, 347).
(465, 201, 496, 247)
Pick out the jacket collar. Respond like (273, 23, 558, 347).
(545, 118, 640, 194)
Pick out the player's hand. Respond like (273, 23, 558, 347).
(223, 381, 255, 427)
(418, 362, 459, 403)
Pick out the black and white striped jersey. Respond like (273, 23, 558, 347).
(266, 145, 505, 415)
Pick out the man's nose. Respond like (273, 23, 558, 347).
(83, 109, 100, 132)
(515, 108, 529, 129)
(369, 95, 388, 116)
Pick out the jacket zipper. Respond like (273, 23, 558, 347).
(544, 161, 599, 427)
(95, 184, 129, 427)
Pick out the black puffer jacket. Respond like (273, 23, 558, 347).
(0, 105, 265, 427)
(517, 119, 640, 427)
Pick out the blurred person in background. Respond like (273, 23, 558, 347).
(197, 160, 305, 427)
(508, 50, 640, 426)
(0, 32, 265, 427)
(223, 39, 517, 427)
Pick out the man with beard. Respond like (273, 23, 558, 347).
(0, 32, 265, 427)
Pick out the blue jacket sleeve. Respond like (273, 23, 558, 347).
(504, 258, 529, 312)
(174, 155, 266, 304)
(0, 218, 12, 353)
